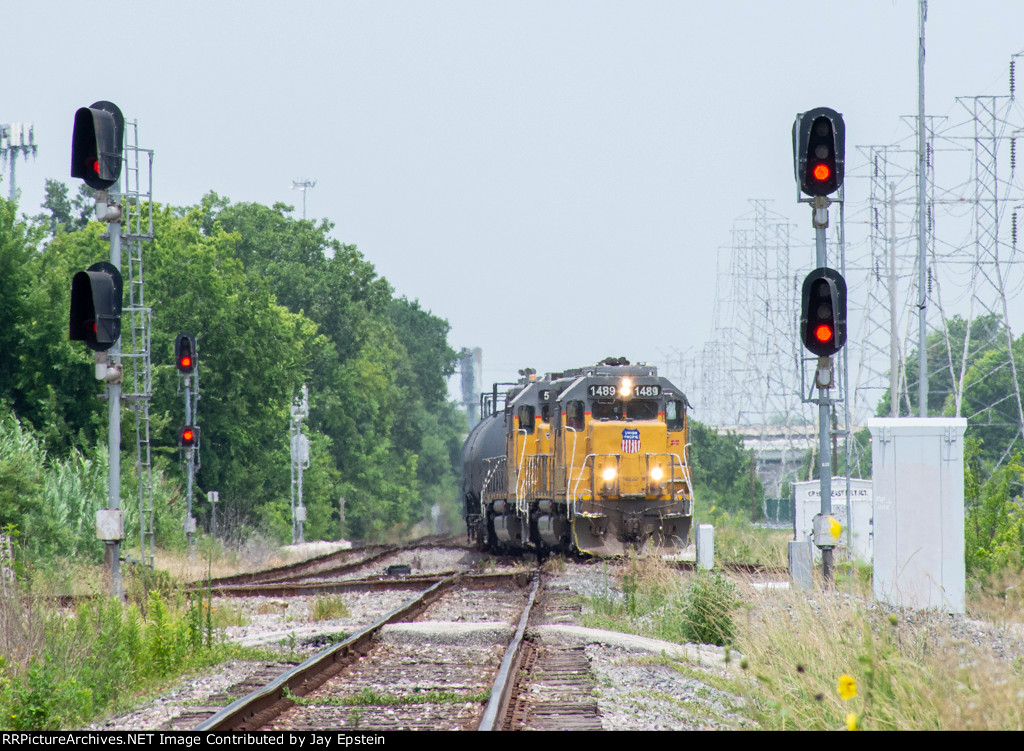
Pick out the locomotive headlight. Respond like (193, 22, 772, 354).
(650, 466, 664, 482)
(619, 377, 632, 397)
(602, 466, 617, 483)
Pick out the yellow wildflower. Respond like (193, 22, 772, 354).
(846, 712, 859, 731)
(838, 673, 857, 700)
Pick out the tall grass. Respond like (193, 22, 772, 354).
(0, 415, 107, 562)
(705, 509, 1024, 730)
(579, 513, 1024, 730)
(0, 572, 244, 730)
(584, 554, 740, 647)
(309, 594, 349, 622)
(0, 412, 189, 569)
(695, 508, 790, 567)
(735, 578, 1024, 730)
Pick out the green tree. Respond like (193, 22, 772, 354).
(0, 197, 108, 453)
(958, 337, 1024, 469)
(0, 197, 41, 400)
(688, 420, 762, 515)
(143, 207, 324, 529)
(198, 196, 462, 539)
(964, 438, 1024, 574)
(2, 186, 467, 548)
(880, 314, 1006, 418)
(32, 180, 94, 237)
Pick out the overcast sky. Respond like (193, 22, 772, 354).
(5, 1, 1024, 393)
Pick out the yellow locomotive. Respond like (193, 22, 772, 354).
(462, 358, 694, 556)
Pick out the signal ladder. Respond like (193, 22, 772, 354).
(118, 121, 156, 569)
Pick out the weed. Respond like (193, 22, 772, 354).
(309, 595, 349, 622)
(695, 510, 790, 567)
(256, 601, 288, 616)
(584, 560, 740, 648)
(0, 588, 246, 730)
(540, 556, 566, 574)
(279, 632, 298, 653)
(123, 566, 178, 608)
(675, 570, 740, 646)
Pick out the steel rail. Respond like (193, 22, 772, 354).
(477, 573, 541, 731)
(194, 569, 531, 599)
(197, 535, 465, 588)
(196, 568, 468, 730)
(197, 545, 398, 588)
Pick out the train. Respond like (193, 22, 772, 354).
(461, 358, 695, 557)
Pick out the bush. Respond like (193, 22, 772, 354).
(584, 556, 741, 648)
(676, 570, 739, 646)
(0, 585, 235, 730)
(965, 452, 1024, 575)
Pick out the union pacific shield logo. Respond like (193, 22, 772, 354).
(621, 428, 640, 453)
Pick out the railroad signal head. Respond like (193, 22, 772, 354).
(793, 107, 845, 197)
(175, 333, 197, 374)
(177, 425, 199, 448)
(71, 101, 124, 191)
(800, 267, 847, 357)
(69, 261, 123, 351)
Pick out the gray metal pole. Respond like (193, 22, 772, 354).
(185, 378, 194, 552)
(815, 222, 834, 585)
(290, 420, 297, 544)
(108, 220, 123, 600)
(890, 182, 899, 417)
(839, 198, 853, 595)
(296, 456, 305, 544)
(917, 0, 929, 417)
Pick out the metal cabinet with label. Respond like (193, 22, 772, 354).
(867, 418, 966, 613)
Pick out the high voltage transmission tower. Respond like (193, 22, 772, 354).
(699, 200, 817, 503)
(849, 142, 920, 422)
(843, 55, 1024, 473)
(700, 51, 1024, 495)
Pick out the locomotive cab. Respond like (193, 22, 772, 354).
(464, 359, 694, 558)
(552, 364, 693, 556)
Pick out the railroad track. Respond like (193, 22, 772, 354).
(198, 536, 470, 589)
(195, 569, 538, 731)
(89, 546, 760, 731)
(188, 565, 632, 731)
(489, 580, 605, 732)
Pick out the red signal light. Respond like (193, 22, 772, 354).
(92, 159, 100, 175)
(178, 425, 198, 447)
(813, 163, 831, 181)
(800, 268, 847, 357)
(175, 333, 197, 374)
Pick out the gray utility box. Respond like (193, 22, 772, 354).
(793, 478, 873, 563)
(867, 418, 966, 613)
